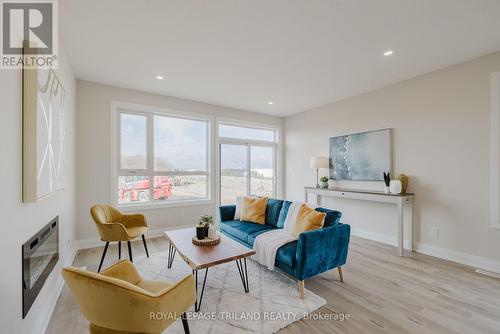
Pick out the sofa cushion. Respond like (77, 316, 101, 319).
(221, 229, 252, 249)
(277, 202, 342, 229)
(315, 207, 342, 227)
(265, 199, 284, 228)
(241, 197, 268, 224)
(246, 228, 273, 246)
(220, 220, 273, 243)
(292, 205, 326, 238)
(219, 205, 236, 222)
(275, 241, 297, 268)
(276, 201, 292, 228)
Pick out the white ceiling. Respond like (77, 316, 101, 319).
(61, 0, 500, 117)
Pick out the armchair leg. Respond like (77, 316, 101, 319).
(97, 242, 109, 273)
(127, 241, 133, 262)
(338, 266, 344, 282)
(298, 280, 304, 299)
(181, 312, 190, 334)
(141, 234, 149, 258)
(118, 241, 121, 260)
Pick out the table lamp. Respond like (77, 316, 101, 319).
(310, 156, 329, 188)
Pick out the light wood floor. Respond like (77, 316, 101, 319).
(49, 236, 500, 334)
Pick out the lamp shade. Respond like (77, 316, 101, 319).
(310, 156, 329, 168)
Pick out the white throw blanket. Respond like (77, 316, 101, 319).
(282, 201, 304, 232)
(252, 202, 303, 270)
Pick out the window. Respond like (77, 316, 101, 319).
(250, 146, 274, 197)
(218, 123, 278, 205)
(220, 144, 248, 205)
(114, 106, 210, 207)
(219, 124, 275, 142)
(121, 114, 147, 169)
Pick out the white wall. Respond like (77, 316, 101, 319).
(491, 72, 500, 229)
(76, 80, 283, 242)
(0, 47, 76, 334)
(285, 52, 500, 271)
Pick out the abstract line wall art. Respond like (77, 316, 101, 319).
(23, 52, 65, 202)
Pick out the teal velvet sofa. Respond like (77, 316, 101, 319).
(218, 198, 350, 297)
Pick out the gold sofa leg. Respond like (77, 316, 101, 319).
(338, 266, 344, 282)
(298, 280, 304, 299)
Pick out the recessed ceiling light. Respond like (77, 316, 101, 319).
(383, 50, 394, 56)
(156, 75, 164, 80)
(268, 101, 274, 105)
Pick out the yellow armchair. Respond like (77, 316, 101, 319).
(90, 205, 150, 272)
(62, 260, 196, 334)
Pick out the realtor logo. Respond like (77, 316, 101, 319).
(1, 0, 58, 68)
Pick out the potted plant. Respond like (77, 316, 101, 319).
(199, 214, 214, 238)
(196, 222, 206, 239)
(320, 176, 329, 188)
(383, 172, 391, 194)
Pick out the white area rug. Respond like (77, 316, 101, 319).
(134, 252, 326, 333)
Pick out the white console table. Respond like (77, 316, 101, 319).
(305, 187, 415, 257)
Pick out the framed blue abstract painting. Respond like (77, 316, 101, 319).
(329, 129, 392, 181)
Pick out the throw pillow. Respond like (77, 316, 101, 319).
(315, 207, 342, 227)
(276, 200, 292, 228)
(292, 204, 326, 238)
(241, 196, 269, 225)
(234, 196, 243, 220)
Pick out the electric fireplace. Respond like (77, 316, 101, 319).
(22, 217, 59, 318)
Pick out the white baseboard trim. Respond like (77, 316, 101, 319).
(475, 269, 500, 279)
(351, 227, 500, 275)
(415, 242, 500, 275)
(351, 226, 412, 249)
(35, 244, 78, 334)
(351, 227, 399, 247)
(75, 235, 107, 250)
(75, 225, 191, 250)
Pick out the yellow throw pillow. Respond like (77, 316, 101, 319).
(241, 196, 268, 225)
(292, 204, 326, 238)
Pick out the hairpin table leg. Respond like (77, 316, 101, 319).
(167, 243, 176, 269)
(193, 268, 209, 312)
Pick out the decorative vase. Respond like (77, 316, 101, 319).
(320, 181, 328, 188)
(196, 226, 206, 239)
(203, 225, 209, 238)
(398, 174, 408, 193)
(389, 180, 402, 194)
(208, 227, 217, 239)
(328, 179, 335, 189)
(384, 186, 390, 194)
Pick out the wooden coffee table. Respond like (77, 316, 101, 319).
(164, 227, 255, 312)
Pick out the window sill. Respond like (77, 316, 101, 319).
(117, 199, 213, 212)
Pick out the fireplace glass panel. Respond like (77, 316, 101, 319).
(29, 229, 58, 289)
(22, 217, 59, 318)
